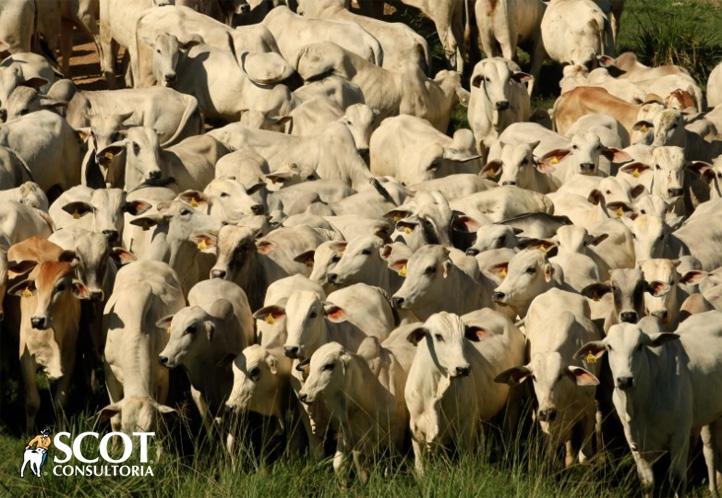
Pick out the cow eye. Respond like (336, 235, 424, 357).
(180, 208, 192, 216)
(606, 344, 613, 352)
(322, 363, 335, 371)
(56, 282, 66, 292)
(249, 367, 261, 380)
(361, 249, 371, 255)
(525, 267, 536, 274)
(185, 325, 197, 335)
(434, 334, 444, 342)
(220, 192, 229, 198)
(331, 255, 341, 263)
(111, 132, 122, 142)
(424, 266, 436, 275)
(132, 143, 140, 154)
(605, 190, 611, 194)
(572, 144, 578, 150)
(19, 108, 28, 115)
(655, 164, 661, 170)
(309, 311, 318, 319)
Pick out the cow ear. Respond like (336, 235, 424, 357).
(630, 184, 646, 198)
(7, 259, 37, 277)
(58, 250, 79, 264)
(253, 305, 286, 324)
(647, 280, 670, 297)
(21, 77, 49, 89)
(62, 201, 93, 219)
(587, 190, 605, 206)
(681, 270, 706, 285)
(123, 200, 152, 216)
(390, 259, 408, 277)
(601, 147, 632, 163)
(648, 332, 679, 347)
(619, 162, 651, 179)
(512, 71, 532, 84)
(384, 209, 412, 223)
(452, 215, 482, 233)
(111, 247, 137, 266)
(537, 149, 570, 173)
(543, 263, 555, 283)
(72, 280, 91, 300)
(324, 303, 347, 323)
(517, 238, 556, 253)
(465, 325, 491, 342)
(494, 366, 532, 385)
(129, 215, 162, 230)
(8, 279, 36, 297)
(329, 241, 347, 254)
(97, 144, 125, 167)
(217, 353, 237, 368)
(455, 86, 470, 107)
(586, 233, 608, 246)
(256, 240, 275, 255)
(155, 403, 177, 415)
(156, 315, 174, 330)
(480, 160, 502, 179)
(581, 282, 612, 301)
(632, 120, 653, 132)
(688, 161, 715, 182)
(575, 341, 607, 361)
(190, 233, 217, 254)
(406, 326, 428, 345)
(76, 127, 92, 143)
(98, 402, 122, 420)
(179, 190, 207, 209)
(567, 366, 600, 386)
(488, 262, 508, 279)
(293, 250, 315, 268)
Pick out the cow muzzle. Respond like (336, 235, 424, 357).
(31, 316, 49, 330)
(620, 311, 639, 323)
(537, 408, 558, 422)
(284, 345, 301, 359)
(616, 376, 635, 390)
(495, 100, 510, 111)
(451, 365, 471, 378)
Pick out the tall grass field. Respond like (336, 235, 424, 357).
(2, 0, 722, 496)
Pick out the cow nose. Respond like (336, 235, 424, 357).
(538, 408, 558, 422)
(238, 2, 250, 13)
(465, 247, 480, 256)
(327, 273, 338, 283)
(454, 366, 470, 377)
(147, 170, 162, 180)
(495, 101, 510, 111)
(250, 205, 264, 215)
(668, 188, 683, 198)
(358, 148, 370, 161)
(210, 269, 226, 279)
(501, 180, 517, 186)
(298, 393, 309, 404)
(492, 291, 506, 303)
(159, 356, 168, 365)
(164, 73, 176, 84)
(391, 296, 404, 308)
(579, 163, 595, 173)
(616, 376, 635, 390)
(284, 346, 300, 359)
(89, 290, 104, 301)
(620, 311, 639, 323)
(102, 229, 119, 242)
(0, 109, 6, 121)
(30, 316, 47, 329)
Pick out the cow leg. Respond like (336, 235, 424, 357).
(578, 408, 597, 463)
(103, 362, 123, 433)
(631, 450, 655, 498)
(669, 432, 690, 498)
(411, 436, 425, 476)
(564, 439, 575, 467)
(701, 424, 720, 498)
(20, 351, 40, 434)
(527, 35, 546, 96)
(352, 449, 369, 485)
(98, 21, 116, 87)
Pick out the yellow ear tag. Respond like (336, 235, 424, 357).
(551, 157, 559, 164)
(615, 207, 624, 218)
(72, 210, 80, 220)
(403, 226, 413, 234)
(22, 287, 32, 298)
(640, 125, 648, 132)
(399, 264, 407, 277)
(585, 351, 597, 364)
(632, 169, 640, 178)
(266, 314, 275, 324)
(304, 260, 314, 268)
(197, 239, 207, 251)
(190, 198, 199, 208)
(499, 268, 507, 278)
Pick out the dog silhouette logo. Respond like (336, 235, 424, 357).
(20, 427, 52, 477)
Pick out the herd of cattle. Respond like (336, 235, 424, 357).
(5, 0, 722, 495)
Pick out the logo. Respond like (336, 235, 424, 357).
(20, 427, 52, 477)
(20, 429, 156, 478)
